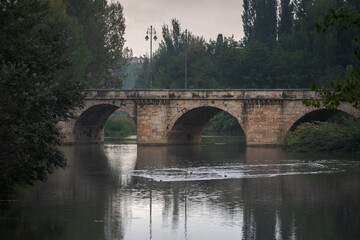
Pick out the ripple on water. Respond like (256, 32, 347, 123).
(132, 160, 359, 182)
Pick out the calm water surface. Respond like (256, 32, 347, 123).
(1, 136, 360, 240)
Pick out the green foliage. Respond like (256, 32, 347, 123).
(46, 0, 91, 81)
(104, 118, 136, 137)
(136, 1, 356, 91)
(102, 2, 131, 88)
(242, 0, 277, 45)
(283, 119, 360, 152)
(242, 0, 255, 44)
(203, 111, 245, 136)
(304, 4, 360, 110)
(253, 0, 278, 46)
(0, 0, 86, 199)
(279, 0, 294, 38)
(134, 57, 149, 88)
(61, 0, 130, 88)
(304, 77, 360, 111)
(150, 19, 197, 89)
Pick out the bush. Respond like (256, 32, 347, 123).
(104, 118, 136, 137)
(203, 111, 245, 136)
(283, 119, 360, 152)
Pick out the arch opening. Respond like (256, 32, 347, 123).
(104, 108, 136, 143)
(289, 109, 336, 132)
(289, 109, 357, 132)
(74, 104, 135, 143)
(286, 109, 359, 151)
(168, 107, 245, 145)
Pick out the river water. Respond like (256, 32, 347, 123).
(1, 136, 360, 240)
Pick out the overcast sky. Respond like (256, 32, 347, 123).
(113, 0, 244, 57)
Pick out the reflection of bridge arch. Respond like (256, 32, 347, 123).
(168, 106, 245, 144)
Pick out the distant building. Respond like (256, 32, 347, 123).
(130, 57, 144, 64)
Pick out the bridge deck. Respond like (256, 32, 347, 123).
(85, 89, 319, 100)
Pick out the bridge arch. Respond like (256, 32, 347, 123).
(288, 106, 359, 132)
(74, 103, 135, 143)
(167, 106, 245, 144)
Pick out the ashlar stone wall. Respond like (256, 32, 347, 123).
(60, 90, 360, 146)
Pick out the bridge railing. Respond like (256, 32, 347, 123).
(85, 89, 320, 100)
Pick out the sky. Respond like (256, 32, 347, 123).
(114, 0, 244, 57)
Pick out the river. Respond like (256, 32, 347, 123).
(1, 136, 360, 240)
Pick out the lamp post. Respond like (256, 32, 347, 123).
(181, 29, 192, 89)
(145, 25, 157, 89)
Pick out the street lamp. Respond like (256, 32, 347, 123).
(145, 25, 157, 89)
(182, 29, 192, 89)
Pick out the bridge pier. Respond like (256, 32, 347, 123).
(136, 102, 170, 144)
(59, 90, 360, 146)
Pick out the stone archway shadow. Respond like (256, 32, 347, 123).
(287, 106, 359, 133)
(74, 104, 135, 143)
(167, 106, 245, 145)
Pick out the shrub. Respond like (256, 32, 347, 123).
(283, 119, 360, 152)
(203, 111, 245, 136)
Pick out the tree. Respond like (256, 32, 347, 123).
(243, 0, 277, 46)
(46, 0, 91, 86)
(304, 6, 360, 110)
(61, 0, 129, 88)
(102, 2, 131, 88)
(151, 19, 188, 88)
(0, 0, 86, 200)
(144, 1, 359, 93)
(134, 56, 150, 89)
(242, 0, 255, 44)
(279, 0, 294, 38)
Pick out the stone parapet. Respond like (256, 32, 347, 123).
(85, 89, 320, 100)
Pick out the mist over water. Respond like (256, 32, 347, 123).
(1, 136, 360, 240)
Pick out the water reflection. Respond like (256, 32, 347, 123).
(105, 144, 137, 186)
(1, 138, 360, 240)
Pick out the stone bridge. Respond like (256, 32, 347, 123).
(59, 89, 360, 146)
